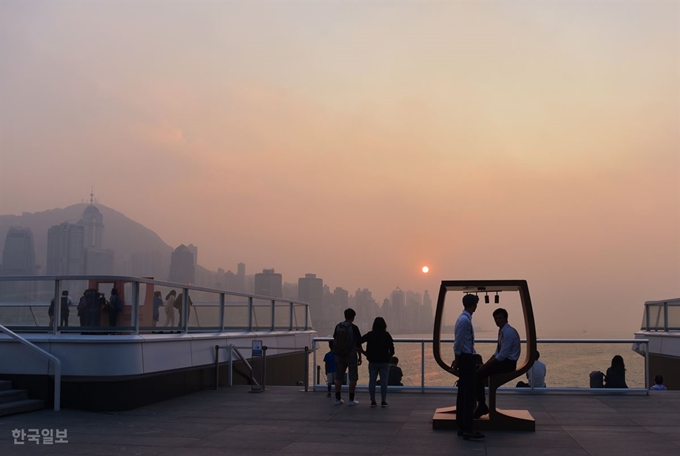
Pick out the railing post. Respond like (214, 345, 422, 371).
(219, 293, 225, 332)
(663, 302, 668, 332)
(312, 338, 317, 392)
(304, 346, 309, 392)
(248, 297, 253, 331)
(52, 279, 60, 335)
(645, 304, 650, 330)
(182, 287, 189, 334)
(132, 281, 140, 335)
(262, 346, 267, 391)
(271, 299, 275, 331)
(214, 345, 220, 390)
(421, 340, 425, 393)
(645, 340, 650, 394)
(289, 302, 294, 331)
(228, 344, 233, 387)
(54, 360, 61, 411)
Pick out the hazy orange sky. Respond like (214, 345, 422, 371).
(1, 1, 678, 334)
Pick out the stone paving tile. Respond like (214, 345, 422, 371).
(2, 387, 680, 456)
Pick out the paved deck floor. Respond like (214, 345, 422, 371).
(1, 387, 679, 455)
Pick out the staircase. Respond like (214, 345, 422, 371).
(0, 380, 45, 417)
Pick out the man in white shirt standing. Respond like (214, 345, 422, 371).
(451, 294, 485, 440)
(473, 308, 521, 419)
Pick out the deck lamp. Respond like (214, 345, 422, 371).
(495, 292, 500, 304)
(484, 292, 490, 304)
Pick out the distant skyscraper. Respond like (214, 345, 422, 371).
(391, 287, 406, 331)
(79, 202, 104, 250)
(46, 223, 85, 275)
(187, 244, 198, 267)
(1, 227, 36, 275)
(254, 268, 283, 298)
(237, 262, 246, 291)
(169, 244, 195, 284)
(299, 273, 324, 328)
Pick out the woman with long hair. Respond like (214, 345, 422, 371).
(604, 355, 628, 388)
(164, 290, 176, 327)
(359, 317, 395, 408)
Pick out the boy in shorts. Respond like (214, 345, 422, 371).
(323, 341, 337, 397)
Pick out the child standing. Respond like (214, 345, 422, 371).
(323, 341, 337, 397)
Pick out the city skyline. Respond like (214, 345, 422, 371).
(1, 1, 678, 336)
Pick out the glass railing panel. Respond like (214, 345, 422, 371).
(223, 301, 250, 330)
(191, 295, 221, 330)
(313, 338, 648, 390)
(273, 302, 292, 330)
(667, 304, 680, 330)
(251, 298, 272, 331)
(642, 304, 664, 330)
(292, 304, 309, 330)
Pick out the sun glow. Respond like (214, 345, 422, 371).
(422, 266, 429, 273)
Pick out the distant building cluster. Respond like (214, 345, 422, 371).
(0, 199, 433, 333)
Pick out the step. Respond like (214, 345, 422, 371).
(0, 389, 28, 404)
(0, 399, 45, 418)
(0, 380, 11, 391)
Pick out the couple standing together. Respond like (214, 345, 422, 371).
(332, 308, 395, 408)
(452, 294, 521, 441)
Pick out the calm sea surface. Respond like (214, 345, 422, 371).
(315, 330, 646, 389)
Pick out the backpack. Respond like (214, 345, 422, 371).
(60, 296, 70, 314)
(333, 322, 354, 358)
(589, 370, 605, 388)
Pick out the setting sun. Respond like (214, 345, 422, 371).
(422, 266, 429, 274)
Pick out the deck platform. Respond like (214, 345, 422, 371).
(1, 388, 679, 455)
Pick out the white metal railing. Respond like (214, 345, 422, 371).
(311, 337, 650, 395)
(0, 275, 311, 334)
(0, 324, 62, 411)
(642, 298, 680, 331)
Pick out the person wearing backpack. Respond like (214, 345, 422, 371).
(108, 288, 123, 327)
(359, 317, 395, 408)
(333, 308, 363, 406)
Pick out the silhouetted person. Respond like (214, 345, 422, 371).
(360, 316, 395, 407)
(323, 341, 336, 397)
(387, 356, 404, 386)
(108, 288, 123, 327)
(164, 290, 177, 326)
(152, 291, 163, 327)
(517, 350, 546, 388)
(650, 375, 667, 391)
(174, 292, 193, 328)
(451, 294, 484, 440)
(604, 355, 628, 388)
(333, 308, 363, 406)
(474, 308, 520, 419)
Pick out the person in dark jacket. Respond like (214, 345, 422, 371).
(604, 355, 628, 388)
(360, 317, 395, 408)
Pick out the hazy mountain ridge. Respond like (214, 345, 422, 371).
(0, 204, 174, 267)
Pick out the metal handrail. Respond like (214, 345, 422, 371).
(0, 324, 61, 411)
(642, 298, 680, 331)
(0, 275, 311, 333)
(311, 337, 650, 394)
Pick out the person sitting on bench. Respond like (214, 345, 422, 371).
(473, 308, 520, 418)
